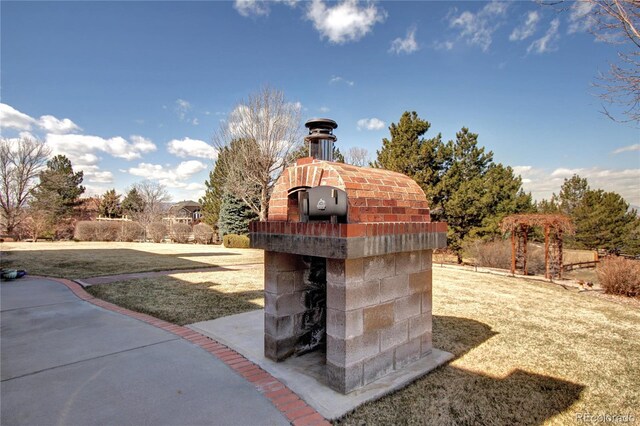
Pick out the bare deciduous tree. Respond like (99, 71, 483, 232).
(213, 87, 303, 221)
(592, 0, 639, 122)
(543, 0, 639, 122)
(345, 147, 370, 167)
(0, 137, 50, 236)
(22, 206, 52, 242)
(130, 181, 171, 240)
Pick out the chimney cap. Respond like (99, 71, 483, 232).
(305, 118, 338, 132)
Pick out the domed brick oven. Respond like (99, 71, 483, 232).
(249, 119, 447, 394)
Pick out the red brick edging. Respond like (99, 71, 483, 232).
(40, 276, 330, 426)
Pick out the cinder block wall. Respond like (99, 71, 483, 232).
(263, 249, 434, 394)
(264, 251, 308, 361)
(325, 250, 433, 393)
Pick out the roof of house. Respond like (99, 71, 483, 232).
(168, 200, 201, 215)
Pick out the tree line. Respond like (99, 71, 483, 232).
(2, 103, 636, 255)
(204, 105, 639, 259)
(0, 137, 172, 241)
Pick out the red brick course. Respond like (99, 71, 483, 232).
(41, 276, 330, 425)
(250, 220, 447, 238)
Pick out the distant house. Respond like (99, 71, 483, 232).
(164, 200, 202, 225)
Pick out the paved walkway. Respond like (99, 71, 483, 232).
(0, 277, 326, 426)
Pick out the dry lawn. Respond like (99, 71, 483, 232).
(86, 267, 265, 325)
(564, 248, 597, 264)
(339, 267, 639, 425)
(0, 241, 263, 278)
(2, 241, 637, 424)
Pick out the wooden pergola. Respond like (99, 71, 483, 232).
(500, 214, 574, 280)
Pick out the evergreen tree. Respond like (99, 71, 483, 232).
(121, 187, 145, 218)
(375, 114, 532, 262)
(31, 155, 85, 224)
(217, 192, 258, 237)
(536, 198, 559, 213)
(557, 175, 589, 216)
(572, 189, 637, 252)
(200, 147, 229, 229)
(98, 189, 122, 218)
(374, 111, 446, 203)
(540, 175, 640, 255)
(623, 219, 640, 256)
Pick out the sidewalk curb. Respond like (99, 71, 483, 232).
(37, 276, 331, 426)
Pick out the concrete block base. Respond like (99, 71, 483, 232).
(189, 310, 453, 420)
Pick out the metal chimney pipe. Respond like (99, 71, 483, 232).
(305, 118, 338, 161)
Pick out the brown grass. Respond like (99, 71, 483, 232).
(2, 241, 637, 423)
(0, 241, 263, 278)
(86, 267, 264, 325)
(337, 267, 640, 425)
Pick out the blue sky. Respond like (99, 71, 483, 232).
(1, 0, 638, 205)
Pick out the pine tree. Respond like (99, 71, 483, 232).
(558, 175, 589, 216)
(623, 219, 640, 256)
(217, 192, 258, 237)
(540, 175, 640, 254)
(572, 189, 637, 251)
(374, 111, 446, 203)
(31, 155, 85, 224)
(200, 148, 228, 229)
(121, 188, 145, 218)
(375, 114, 533, 262)
(98, 189, 122, 218)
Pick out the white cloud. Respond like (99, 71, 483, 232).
(0, 103, 36, 131)
(38, 115, 81, 134)
(46, 134, 157, 162)
(568, 1, 596, 34)
(319, 106, 330, 113)
(357, 118, 385, 131)
(513, 165, 532, 175)
(83, 167, 114, 184)
(516, 165, 640, 206)
(185, 182, 206, 191)
(167, 138, 218, 160)
(175, 98, 192, 120)
(234, 0, 269, 17)
(509, 10, 540, 41)
(389, 26, 419, 55)
(612, 144, 640, 154)
(449, 0, 509, 51)
(0, 103, 81, 135)
(307, 0, 386, 44)
(234, 0, 297, 17)
(433, 40, 454, 51)
(528, 18, 560, 54)
(130, 135, 157, 154)
(192, 118, 199, 126)
(33, 139, 113, 184)
(128, 160, 207, 188)
(329, 76, 354, 86)
(550, 167, 581, 178)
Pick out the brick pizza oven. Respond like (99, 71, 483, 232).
(249, 119, 447, 394)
